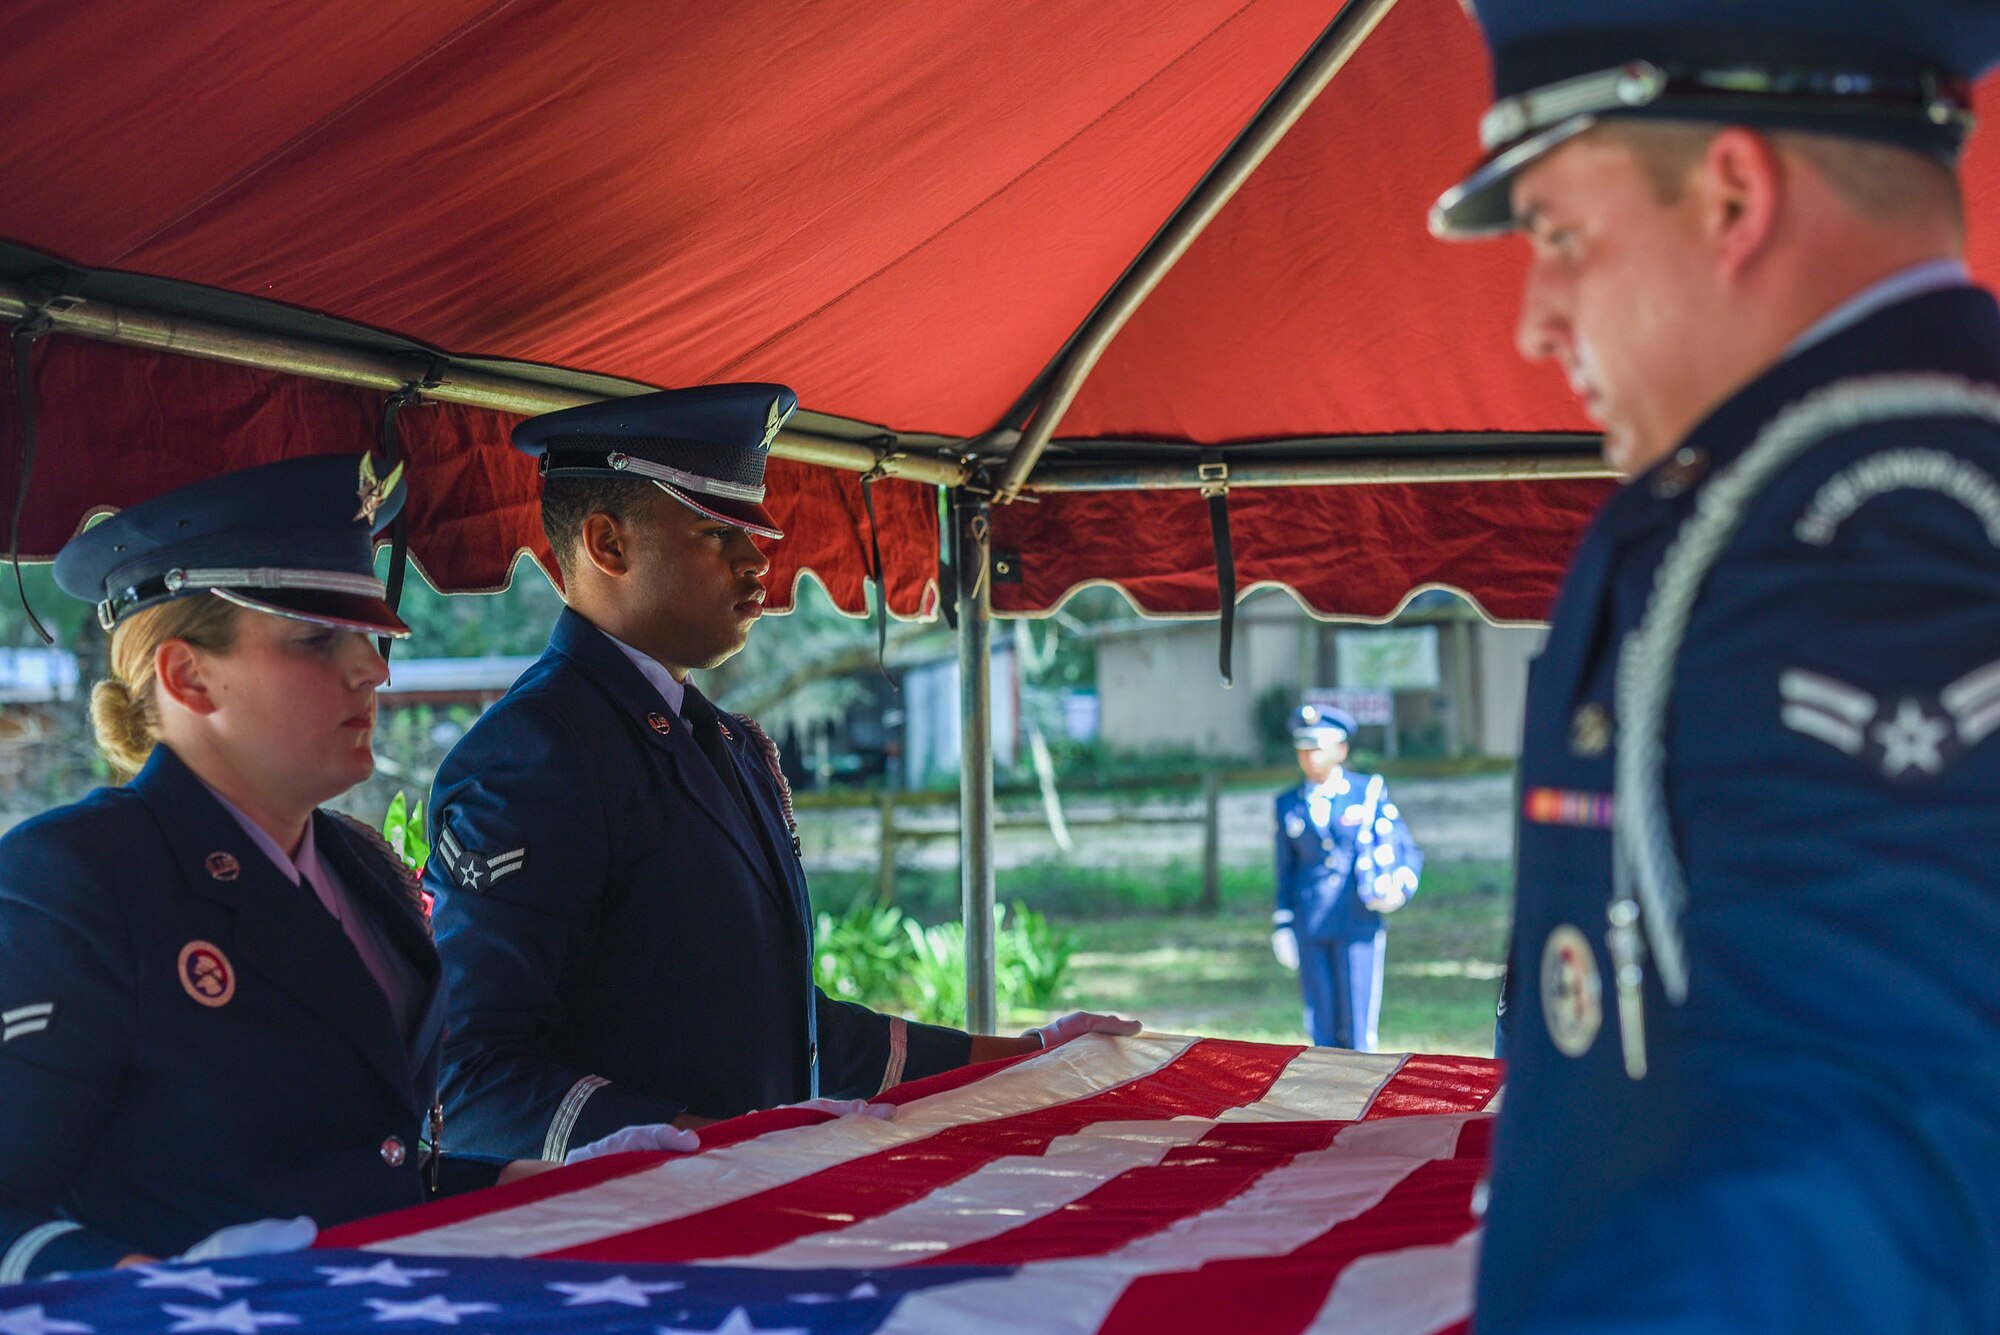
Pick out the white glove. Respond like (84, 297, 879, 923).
(177, 1216, 317, 1262)
(1028, 1011, 1143, 1049)
(779, 1097, 896, 1120)
(564, 1122, 702, 1164)
(1271, 926, 1301, 971)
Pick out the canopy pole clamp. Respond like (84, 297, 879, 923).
(1199, 456, 1236, 687)
(375, 357, 448, 663)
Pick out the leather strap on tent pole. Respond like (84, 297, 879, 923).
(1200, 451, 1234, 686)
(860, 453, 897, 687)
(8, 316, 55, 646)
(376, 359, 444, 662)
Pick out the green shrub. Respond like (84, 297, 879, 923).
(811, 899, 1075, 1028)
(814, 899, 914, 1004)
(381, 791, 431, 872)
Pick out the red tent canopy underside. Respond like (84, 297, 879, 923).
(5, 0, 1997, 620)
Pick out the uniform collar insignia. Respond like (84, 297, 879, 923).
(355, 454, 406, 524)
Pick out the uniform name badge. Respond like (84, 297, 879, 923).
(1540, 924, 1601, 1057)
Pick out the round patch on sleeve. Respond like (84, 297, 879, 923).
(1539, 924, 1601, 1058)
(177, 941, 236, 1008)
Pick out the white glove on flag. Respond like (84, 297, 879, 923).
(565, 1122, 702, 1165)
(178, 1216, 318, 1262)
(1028, 1011, 1143, 1049)
(1271, 926, 1301, 971)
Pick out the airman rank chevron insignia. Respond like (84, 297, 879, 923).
(435, 826, 527, 894)
(1780, 660, 2000, 782)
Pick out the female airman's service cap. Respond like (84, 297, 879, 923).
(513, 383, 796, 541)
(54, 454, 412, 637)
(1432, 0, 2000, 239)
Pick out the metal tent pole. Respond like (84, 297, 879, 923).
(991, 0, 1402, 503)
(0, 281, 970, 488)
(955, 491, 998, 1034)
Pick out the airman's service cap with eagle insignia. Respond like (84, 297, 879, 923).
(513, 383, 797, 541)
(1432, 0, 2000, 239)
(54, 454, 411, 636)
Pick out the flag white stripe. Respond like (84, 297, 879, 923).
(1304, 1226, 1481, 1335)
(875, 1113, 1476, 1335)
(714, 1120, 1217, 1269)
(720, 1047, 1410, 1269)
(370, 1034, 1197, 1257)
(1215, 1047, 1404, 1123)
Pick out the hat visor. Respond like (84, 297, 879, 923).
(1429, 116, 1598, 240)
(652, 481, 784, 541)
(1292, 729, 1350, 749)
(213, 587, 413, 638)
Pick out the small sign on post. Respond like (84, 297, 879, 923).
(1302, 687, 1394, 727)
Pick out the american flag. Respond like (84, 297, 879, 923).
(2, 1035, 1499, 1334)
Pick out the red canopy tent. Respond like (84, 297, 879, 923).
(7, 0, 2000, 1016)
(0, 0, 1614, 623)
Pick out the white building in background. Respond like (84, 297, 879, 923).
(898, 640, 1019, 787)
(1092, 590, 1542, 762)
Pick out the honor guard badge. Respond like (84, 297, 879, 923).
(648, 711, 673, 736)
(205, 851, 242, 881)
(178, 941, 236, 1008)
(1284, 812, 1306, 839)
(434, 825, 526, 894)
(1540, 924, 1602, 1057)
(353, 454, 406, 526)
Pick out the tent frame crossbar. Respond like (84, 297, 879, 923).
(0, 281, 973, 489)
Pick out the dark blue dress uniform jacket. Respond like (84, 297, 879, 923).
(1479, 287, 2000, 1333)
(0, 746, 479, 1280)
(427, 609, 970, 1159)
(1273, 774, 1421, 942)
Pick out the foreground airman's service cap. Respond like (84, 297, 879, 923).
(1290, 704, 1356, 749)
(54, 454, 412, 637)
(513, 384, 796, 541)
(1432, 1, 2000, 239)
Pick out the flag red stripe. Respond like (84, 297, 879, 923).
(543, 1039, 1304, 1263)
(923, 1050, 1495, 1268)
(926, 1119, 1342, 1267)
(1361, 1054, 1502, 1118)
(1095, 1156, 1485, 1335)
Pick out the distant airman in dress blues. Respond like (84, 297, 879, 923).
(425, 384, 1138, 1157)
(1434, 2, 2000, 1329)
(1270, 705, 1422, 1051)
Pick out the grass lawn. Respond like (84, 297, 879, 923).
(810, 859, 1511, 1058)
(1056, 861, 1509, 1057)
